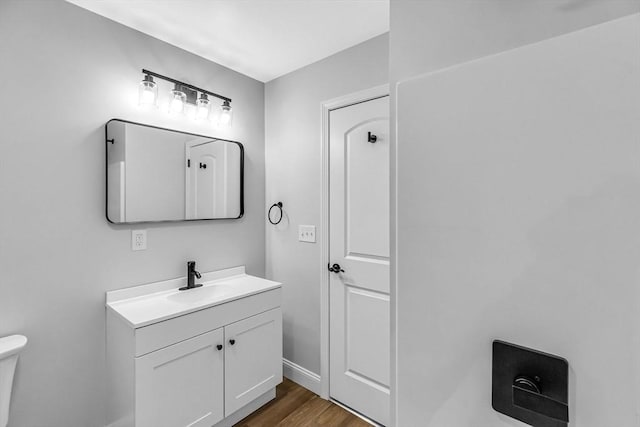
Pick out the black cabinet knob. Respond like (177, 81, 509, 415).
(229, 339, 236, 346)
(216, 344, 223, 351)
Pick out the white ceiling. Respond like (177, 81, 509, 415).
(66, 0, 389, 82)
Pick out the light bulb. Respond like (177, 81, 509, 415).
(169, 97, 184, 114)
(138, 75, 157, 107)
(196, 94, 211, 120)
(168, 85, 186, 115)
(141, 89, 155, 104)
(218, 100, 233, 127)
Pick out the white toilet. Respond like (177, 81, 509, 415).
(0, 335, 27, 427)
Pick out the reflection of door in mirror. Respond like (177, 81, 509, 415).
(186, 141, 234, 219)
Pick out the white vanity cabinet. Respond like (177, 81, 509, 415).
(106, 267, 282, 427)
(135, 328, 225, 427)
(224, 308, 282, 416)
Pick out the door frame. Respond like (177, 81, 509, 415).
(319, 84, 389, 400)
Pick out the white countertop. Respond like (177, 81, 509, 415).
(106, 266, 281, 328)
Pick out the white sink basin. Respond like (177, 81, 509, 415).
(106, 266, 282, 328)
(166, 284, 233, 305)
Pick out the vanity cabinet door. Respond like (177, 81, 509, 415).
(224, 307, 282, 416)
(135, 328, 224, 427)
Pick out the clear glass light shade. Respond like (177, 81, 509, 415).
(196, 95, 211, 120)
(218, 101, 233, 127)
(168, 88, 186, 115)
(138, 76, 157, 107)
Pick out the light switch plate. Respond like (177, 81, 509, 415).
(132, 230, 147, 251)
(298, 225, 316, 243)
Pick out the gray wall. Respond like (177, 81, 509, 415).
(391, 0, 640, 426)
(390, 0, 640, 82)
(265, 34, 388, 376)
(0, 1, 265, 426)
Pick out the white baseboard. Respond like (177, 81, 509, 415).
(282, 358, 322, 395)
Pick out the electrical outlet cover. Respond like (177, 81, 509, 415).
(132, 230, 147, 251)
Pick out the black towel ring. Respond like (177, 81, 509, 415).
(268, 202, 283, 225)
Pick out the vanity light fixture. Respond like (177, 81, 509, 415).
(196, 93, 211, 120)
(138, 74, 157, 107)
(218, 100, 233, 127)
(138, 69, 232, 126)
(169, 83, 187, 115)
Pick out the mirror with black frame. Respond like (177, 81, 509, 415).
(105, 119, 244, 224)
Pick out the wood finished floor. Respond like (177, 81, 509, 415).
(234, 378, 372, 427)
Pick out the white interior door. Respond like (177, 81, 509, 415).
(185, 140, 227, 219)
(329, 96, 390, 426)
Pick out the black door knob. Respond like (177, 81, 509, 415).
(216, 344, 223, 351)
(229, 339, 236, 346)
(328, 263, 345, 273)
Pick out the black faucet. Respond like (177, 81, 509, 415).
(179, 261, 203, 291)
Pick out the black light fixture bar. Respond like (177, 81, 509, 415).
(142, 69, 231, 103)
